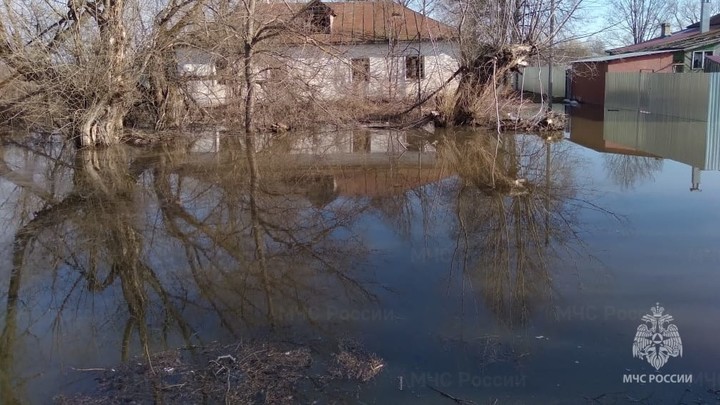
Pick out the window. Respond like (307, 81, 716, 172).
(351, 58, 370, 82)
(692, 50, 714, 70)
(307, 4, 332, 34)
(406, 55, 425, 79)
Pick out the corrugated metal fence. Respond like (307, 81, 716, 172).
(605, 72, 712, 121)
(706, 74, 720, 170)
(603, 72, 720, 170)
(515, 65, 567, 98)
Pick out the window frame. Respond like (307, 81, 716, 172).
(692, 50, 714, 70)
(405, 55, 425, 80)
(351, 57, 370, 83)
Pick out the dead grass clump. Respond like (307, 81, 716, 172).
(329, 339, 385, 382)
(444, 85, 564, 132)
(54, 340, 383, 405)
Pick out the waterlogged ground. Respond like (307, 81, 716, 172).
(2, 119, 720, 404)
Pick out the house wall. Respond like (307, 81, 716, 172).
(177, 41, 459, 104)
(686, 44, 720, 71)
(284, 41, 460, 100)
(176, 48, 228, 107)
(607, 53, 674, 73)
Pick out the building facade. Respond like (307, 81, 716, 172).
(178, 1, 460, 106)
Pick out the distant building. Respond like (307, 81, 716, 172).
(178, 0, 460, 106)
(570, 1, 720, 105)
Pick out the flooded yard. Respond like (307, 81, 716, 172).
(2, 118, 720, 404)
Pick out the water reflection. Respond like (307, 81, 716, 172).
(0, 129, 453, 402)
(567, 105, 720, 190)
(0, 128, 613, 403)
(441, 131, 587, 327)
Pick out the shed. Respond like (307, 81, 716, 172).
(705, 54, 720, 72)
(570, 51, 675, 105)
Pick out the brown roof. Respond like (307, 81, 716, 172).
(326, 2, 454, 42)
(257, 0, 456, 44)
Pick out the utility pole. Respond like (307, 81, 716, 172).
(548, 0, 555, 109)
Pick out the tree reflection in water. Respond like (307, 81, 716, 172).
(0, 134, 373, 403)
(0, 129, 620, 403)
(603, 153, 663, 190)
(441, 131, 606, 327)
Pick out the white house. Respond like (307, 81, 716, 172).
(178, 0, 460, 105)
(176, 48, 228, 107)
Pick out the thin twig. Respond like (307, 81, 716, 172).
(70, 367, 114, 372)
(426, 384, 476, 405)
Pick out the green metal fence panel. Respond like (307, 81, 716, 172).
(517, 65, 567, 98)
(605, 72, 711, 122)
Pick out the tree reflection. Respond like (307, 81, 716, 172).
(442, 132, 592, 327)
(603, 153, 663, 190)
(0, 134, 371, 402)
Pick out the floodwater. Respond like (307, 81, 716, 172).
(2, 112, 720, 404)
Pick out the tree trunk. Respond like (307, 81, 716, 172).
(78, 100, 126, 147)
(77, 0, 131, 148)
(148, 53, 189, 130)
(451, 45, 533, 126)
(452, 58, 494, 126)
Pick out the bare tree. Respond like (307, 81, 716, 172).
(604, 0, 674, 45)
(673, 0, 720, 29)
(0, 0, 211, 147)
(445, 0, 586, 124)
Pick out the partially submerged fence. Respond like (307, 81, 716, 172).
(604, 72, 720, 121)
(515, 65, 567, 98)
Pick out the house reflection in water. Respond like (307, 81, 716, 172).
(284, 129, 444, 202)
(568, 105, 720, 191)
(187, 128, 447, 204)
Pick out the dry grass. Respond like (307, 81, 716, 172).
(329, 339, 385, 382)
(54, 340, 384, 405)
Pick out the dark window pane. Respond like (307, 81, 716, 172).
(352, 58, 370, 82)
(406, 56, 425, 79)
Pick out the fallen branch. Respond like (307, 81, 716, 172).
(70, 367, 115, 372)
(426, 384, 476, 405)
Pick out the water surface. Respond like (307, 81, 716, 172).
(2, 122, 720, 404)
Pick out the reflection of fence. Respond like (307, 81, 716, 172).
(604, 72, 720, 170)
(515, 65, 567, 98)
(604, 109, 711, 169)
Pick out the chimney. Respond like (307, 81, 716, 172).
(701, 0, 711, 33)
(660, 22, 671, 37)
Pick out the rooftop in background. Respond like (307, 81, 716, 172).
(608, 13, 720, 55)
(707, 54, 720, 64)
(256, 0, 456, 44)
